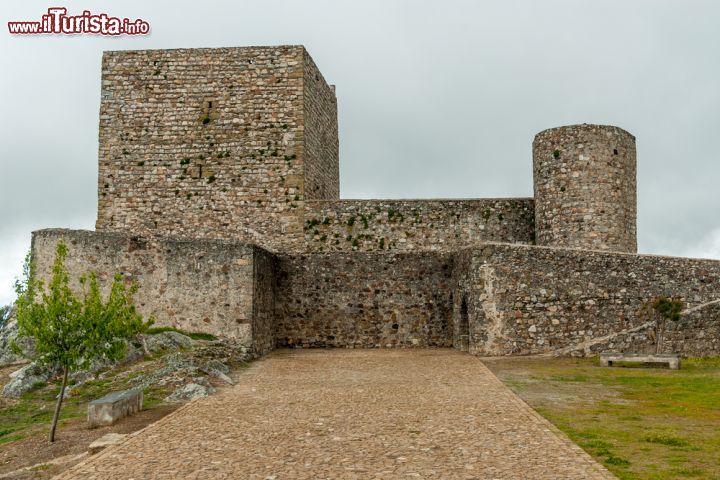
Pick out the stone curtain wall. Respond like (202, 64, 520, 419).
(275, 252, 455, 347)
(302, 199, 535, 252)
(660, 302, 720, 356)
(533, 124, 637, 253)
(301, 50, 340, 200)
(95, 46, 338, 252)
(458, 243, 720, 356)
(30, 230, 720, 357)
(31, 229, 276, 353)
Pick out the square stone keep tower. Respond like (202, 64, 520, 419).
(95, 46, 339, 252)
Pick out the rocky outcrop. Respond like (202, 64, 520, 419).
(139, 331, 196, 354)
(129, 338, 242, 391)
(2, 362, 55, 398)
(0, 315, 35, 367)
(1, 330, 205, 399)
(164, 383, 215, 403)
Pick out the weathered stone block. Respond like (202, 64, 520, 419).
(88, 389, 143, 427)
(88, 433, 128, 454)
(600, 352, 681, 370)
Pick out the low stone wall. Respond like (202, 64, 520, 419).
(275, 252, 454, 347)
(457, 243, 720, 356)
(31, 229, 276, 353)
(594, 301, 720, 358)
(302, 198, 535, 252)
(660, 301, 720, 356)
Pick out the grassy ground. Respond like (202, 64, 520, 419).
(0, 359, 169, 448)
(0, 332, 249, 477)
(0, 357, 176, 477)
(484, 356, 720, 480)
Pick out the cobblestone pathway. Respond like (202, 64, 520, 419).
(56, 349, 614, 479)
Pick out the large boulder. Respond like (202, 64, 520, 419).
(2, 362, 54, 398)
(164, 383, 215, 403)
(69, 339, 144, 385)
(0, 316, 35, 367)
(139, 331, 195, 354)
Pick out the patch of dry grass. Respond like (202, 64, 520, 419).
(484, 357, 720, 480)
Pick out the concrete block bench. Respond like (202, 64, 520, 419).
(600, 352, 680, 370)
(88, 389, 143, 427)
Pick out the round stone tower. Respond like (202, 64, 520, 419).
(533, 124, 637, 253)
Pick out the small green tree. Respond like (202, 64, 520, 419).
(14, 240, 149, 442)
(641, 296, 683, 355)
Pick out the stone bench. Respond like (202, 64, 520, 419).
(88, 389, 143, 427)
(599, 352, 681, 370)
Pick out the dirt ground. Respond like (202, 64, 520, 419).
(482, 357, 627, 406)
(0, 362, 180, 479)
(0, 405, 177, 479)
(0, 332, 250, 479)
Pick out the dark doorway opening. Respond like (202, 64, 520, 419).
(458, 296, 470, 352)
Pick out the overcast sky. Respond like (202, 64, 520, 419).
(1, 0, 719, 305)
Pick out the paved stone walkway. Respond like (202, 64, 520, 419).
(56, 350, 614, 479)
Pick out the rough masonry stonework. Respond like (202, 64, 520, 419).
(30, 45, 720, 358)
(96, 46, 338, 252)
(276, 252, 454, 347)
(533, 124, 637, 253)
(452, 244, 720, 356)
(33, 229, 276, 357)
(303, 198, 535, 252)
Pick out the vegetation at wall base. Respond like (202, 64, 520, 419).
(13, 240, 151, 442)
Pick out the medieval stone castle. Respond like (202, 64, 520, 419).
(33, 46, 720, 358)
